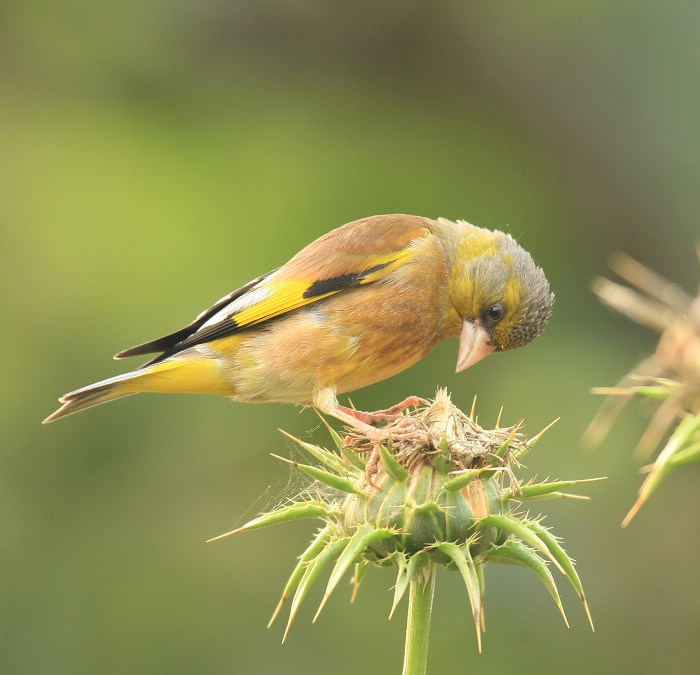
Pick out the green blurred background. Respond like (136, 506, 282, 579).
(3, 2, 699, 673)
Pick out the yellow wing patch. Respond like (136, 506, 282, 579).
(231, 280, 318, 328)
(230, 248, 414, 330)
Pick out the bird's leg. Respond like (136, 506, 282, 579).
(329, 399, 428, 485)
(313, 385, 427, 483)
(337, 396, 429, 425)
(329, 406, 389, 439)
(325, 406, 389, 485)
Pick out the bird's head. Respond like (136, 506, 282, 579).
(446, 223, 554, 372)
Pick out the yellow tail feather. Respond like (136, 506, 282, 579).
(43, 357, 230, 423)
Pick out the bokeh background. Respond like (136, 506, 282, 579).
(3, 2, 699, 673)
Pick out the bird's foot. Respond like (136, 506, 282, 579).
(330, 400, 429, 486)
(336, 396, 428, 425)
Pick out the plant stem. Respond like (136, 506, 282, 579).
(402, 561, 437, 675)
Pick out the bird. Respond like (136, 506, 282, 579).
(43, 214, 554, 433)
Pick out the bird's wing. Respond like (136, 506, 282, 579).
(116, 215, 433, 365)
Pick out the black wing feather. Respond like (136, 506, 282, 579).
(162, 262, 397, 359)
(116, 258, 400, 369)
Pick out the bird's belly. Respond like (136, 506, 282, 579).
(212, 297, 444, 406)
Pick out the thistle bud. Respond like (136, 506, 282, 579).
(213, 390, 599, 658)
(340, 391, 513, 563)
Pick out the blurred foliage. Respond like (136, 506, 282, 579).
(2, 2, 699, 673)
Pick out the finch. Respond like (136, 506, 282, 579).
(43, 214, 554, 429)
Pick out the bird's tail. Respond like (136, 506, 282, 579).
(42, 375, 136, 423)
(43, 357, 228, 423)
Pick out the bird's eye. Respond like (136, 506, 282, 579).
(486, 303, 505, 323)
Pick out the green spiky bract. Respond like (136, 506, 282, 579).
(213, 390, 601, 672)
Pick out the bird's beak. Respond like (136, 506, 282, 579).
(456, 319, 495, 373)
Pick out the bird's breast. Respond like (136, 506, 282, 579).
(215, 270, 450, 406)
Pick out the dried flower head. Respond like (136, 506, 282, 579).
(586, 252, 700, 525)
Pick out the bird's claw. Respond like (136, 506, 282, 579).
(337, 396, 428, 426)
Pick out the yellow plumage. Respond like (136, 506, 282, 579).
(43, 214, 553, 427)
